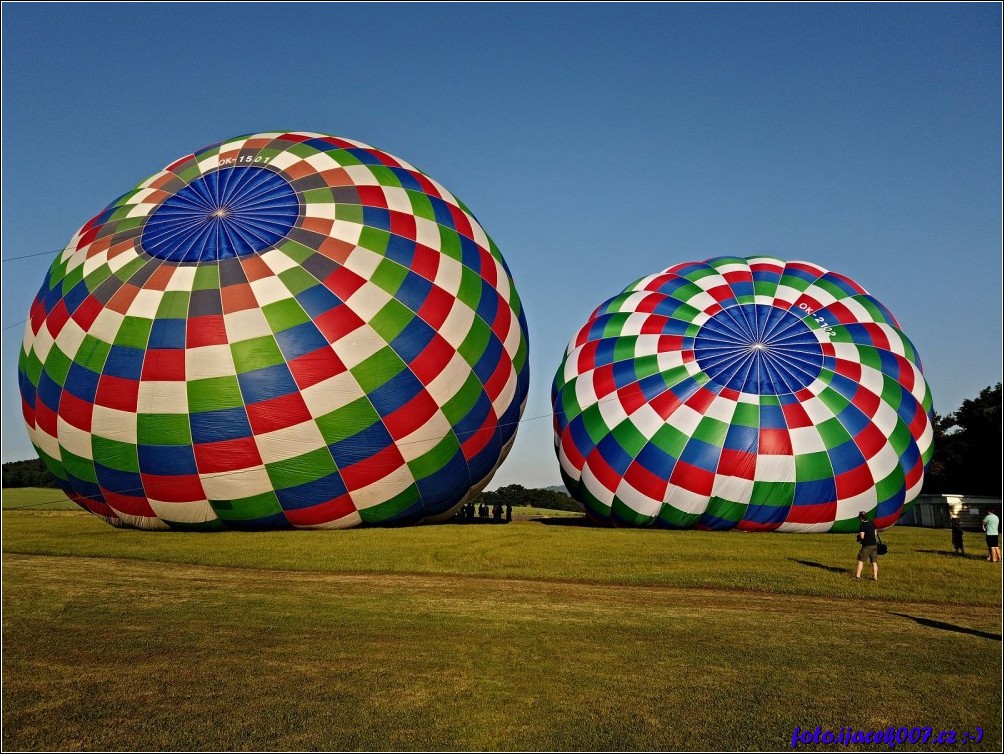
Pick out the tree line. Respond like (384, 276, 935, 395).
(471, 484, 580, 512)
(922, 382, 1001, 497)
(1, 458, 59, 489)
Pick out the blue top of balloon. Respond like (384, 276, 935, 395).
(141, 166, 299, 262)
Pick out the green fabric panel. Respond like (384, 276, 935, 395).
(278, 266, 321, 295)
(749, 480, 794, 506)
(358, 484, 421, 523)
(262, 298, 310, 331)
(231, 336, 285, 373)
(795, 450, 833, 481)
(705, 496, 747, 523)
(458, 318, 492, 369)
(315, 398, 381, 446)
(137, 414, 192, 445)
(73, 335, 109, 375)
(61, 449, 98, 482)
(358, 227, 389, 255)
(211, 491, 284, 522)
(368, 299, 413, 343)
(266, 448, 338, 489)
(114, 316, 153, 349)
(92, 436, 140, 473)
(187, 376, 243, 413)
(156, 292, 191, 319)
(193, 264, 221, 291)
(408, 435, 462, 481)
(611, 496, 654, 526)
(43, 345, 73, 386)
(350, 347, 405, 395)
(440, 373, 483, 425)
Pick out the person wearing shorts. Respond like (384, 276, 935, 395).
(982, 510, 1000, 563)
(855, 511, 879, 581)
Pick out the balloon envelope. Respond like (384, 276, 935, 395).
(552, 256, 933, 532)
(18, 132, 529, 530)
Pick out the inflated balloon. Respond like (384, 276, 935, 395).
(552, 256, 932, 532)
(18, 132, 529, 530)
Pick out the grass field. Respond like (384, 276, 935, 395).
(1, 486, 79, 510)
(3, 489, 1002, 751)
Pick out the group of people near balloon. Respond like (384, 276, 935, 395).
(455, 500, 513, 523)
(950, 509, 1002, 562)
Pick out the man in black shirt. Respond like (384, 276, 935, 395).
(854, 511, 879, 581)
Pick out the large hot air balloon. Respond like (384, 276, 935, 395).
(552, 256, 933, 532)
(18, 132, 529, 530)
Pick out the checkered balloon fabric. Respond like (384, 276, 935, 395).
(18, 132, 530, 530)
(552, 257, 933, 532)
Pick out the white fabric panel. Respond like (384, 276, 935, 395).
(108, 508, 171, 530)
(432, 254, 464, 297)
(398, 410, 454, 463)
(614, 476, 662, 519)
(185, 345, 235, 381)
(382, 186, 412, 214)
(222, 309, 269, 343)
(664, 484, 707, 514)
(345, 283, 393, 324)
(342, 245, 383, 280)
(255, 420, 327, 465)
(580, 460, 615, 504)
(201, 465, 272, 500)
(414, 217, 442, 250)
(836, 487, 879, 521)
(56, 417, 93, 458)
(350, 465, 414, 510)
(332, 323, 387, 370)
(754, 453, 796, 483)
(300, 371, 364, 417)
(438, 301, 476, 351)
(343, 164, 380, 186)
(711, 473, 754, 505)
(303, 152, 343, 172)
(148, 499, 216, 524)
(249, 276, 291, 307)
(260, 248, 299, 275)
(91, 405, 138, 443)
(425, 352, 472, 406)
(328, 219, 364, 246)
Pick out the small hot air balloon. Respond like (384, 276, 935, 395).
(552, 256, 932, 532)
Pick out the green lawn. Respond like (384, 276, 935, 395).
(2, 498, 1001, 751)
(1, 486, 77, 510)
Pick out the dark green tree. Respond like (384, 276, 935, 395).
(923, 382, 1002, 496)
(2, 458, 58, 489)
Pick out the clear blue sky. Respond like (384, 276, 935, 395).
(2, 2, 1001, 490)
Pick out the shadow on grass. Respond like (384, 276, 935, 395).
(789, 558, 847, 574)
(890, 613, 1001, 641)
(915, 549, 987, 560)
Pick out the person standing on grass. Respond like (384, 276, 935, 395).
(981, 509, 1000, 562)
(854, 511, 879, 581)
(951, 517, 965, 556)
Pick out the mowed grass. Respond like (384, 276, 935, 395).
(3, 497, 1002, 751)
(1, 486, 78, 510)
